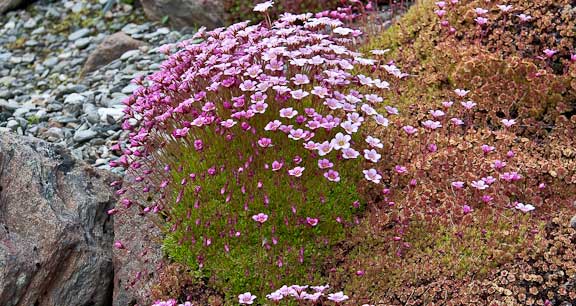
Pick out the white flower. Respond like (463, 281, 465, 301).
(363, 169, 382, 184)
(331, 132, 351, 150)
(253, 1, 273, 12)
(515, 202, 535, 213)
(364, 149, 381, 163)
(366, 136, 383, 149)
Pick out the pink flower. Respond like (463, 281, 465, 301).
(331, 132, 351, 150)
(265, 120, 282, 131)
(318, 159, 333, 169)
(506, 150, 515, 158)
(328, 292, 349, 303)
(450, 117, 464, 125)
(451, 181, 465, 189)
(385, 106, 399, 115)
(500, 171, 522, 182)
(471, 180, 489, 190)
(482, 176, 496, 185)
(317, 141, 333, 156)
(435, 9, 447, 17)
(482, 195, 493, 203)
(253, 1, 273, 12)
(239, 292, 257, 304)
(491, 160, 507, 170)
(290, 89, 309, 100)
(497, 5, 513, 12)
(442, 101, 454, 108)
(543, 49, 558, 58)
(306, 217, 319, 226)
(463, 205, 472, 214)
(402, 125, 418, 135)
(266, 291, 283, 301)
(258, 137, 272, 148)
(454, 89, 469, 97)
(363, 169, 382, 184)
(252, 213, 268, 223)
(571, 54, 576, 62)
(475, 17, 489, 26)
(172, 127, 189, 138)
(271, 160, 283, 171)
(220, 119, 237, 128)
(474, 7, 488, 15)
(366, 136, 383, 148)
(311, 86, 329, 98)
(113, 241, 125, 249)
(363, 149, 381, 163)
(240, 80, 257, 91)
(515, 202, 535, 213)
(518, 14, 532, 22)
(395, 165, 407, 174)
(279, 107, 298, 118)
(342, 148, 360, 159)
(501, 118, 517, 127)
(430, 109, 445, 118)
(481, 144, 495, 154)
(461, 101, 477, 109)
(374, 114, 389, 126)
(288, 166, 305, 177)
(422, 120, 442, 130)
(324, 170, 340, 182)
(311, 284, 330, 293)
(292, 74, 310, 85)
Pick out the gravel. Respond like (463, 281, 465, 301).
(0, 0, 196, 174)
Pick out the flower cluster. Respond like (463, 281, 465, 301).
(112, 1, 403, 299)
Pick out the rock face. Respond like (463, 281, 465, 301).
(82, 31, 147, 74)
(0, 132, 118, 306)
(140, 0, 226, 29)
(0, 0, 24, 14)
(112, 176, 163, 306)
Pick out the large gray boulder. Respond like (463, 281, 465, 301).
(140, 0, 226, 29)
(0, 132, 118, 306)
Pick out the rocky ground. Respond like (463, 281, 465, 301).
(0, 0, 195, 174)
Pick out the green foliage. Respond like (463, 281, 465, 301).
(160, 127, 364, 302)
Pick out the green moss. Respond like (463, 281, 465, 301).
(159, 117, 365, 302)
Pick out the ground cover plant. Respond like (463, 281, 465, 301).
(111, 0, 576, 305)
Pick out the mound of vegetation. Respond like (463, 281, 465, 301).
(113, 1, 576, 305)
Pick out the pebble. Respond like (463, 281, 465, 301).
(73, 129, 98, 143)
(68, 28, 91, 41)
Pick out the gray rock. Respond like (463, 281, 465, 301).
(0, 100, 19, 112)
(23, 18, 37, 28)
(74, 37, 92, 49)
(0, 132, 118, 306)
(570, 215, 576, 229)
(64, 93, 86, 104)
(6, 119, 19, 131)
(0, 0, 24, 14)
(43, 126, 64, 140)
(68, 28, 91, 41)
(140, 0, 225, 29)
(73, 129, 98, 143)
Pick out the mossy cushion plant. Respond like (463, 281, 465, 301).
(111, 1, 395, 303)
(111, 0, 576, 305)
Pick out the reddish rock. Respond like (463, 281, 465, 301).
(82, 31, 147, 74)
